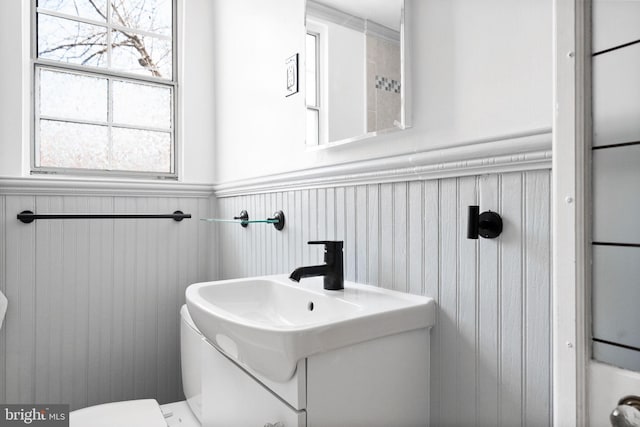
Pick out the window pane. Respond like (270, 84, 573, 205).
(306, 33, 318, 107)
(38, 14, 108, 67)
(112, 127, 171, 172)
(39, 68, 108, 122)
(306, 108, 319, 146)
(39, 120, 109, 169)
(111, 0, 172, 37)
(34, 1, 176, 177)
(112, 30, 172, 78)
(113, 80, 172, 129)
(38, 0, 107, 22)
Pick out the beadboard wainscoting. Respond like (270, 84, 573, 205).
(216, 169, 552, 427)
(0, 187, 216, 410)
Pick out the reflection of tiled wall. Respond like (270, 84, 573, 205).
(366, 34, 401, 133)
(374, 76, 401, 93)
(591, 0, 640, 372)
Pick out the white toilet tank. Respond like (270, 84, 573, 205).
(180, 304, 203, 423)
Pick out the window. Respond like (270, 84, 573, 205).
(33, 0, 176, 177)
(306, 31, 319, 146)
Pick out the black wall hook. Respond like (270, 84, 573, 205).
(467, 205, 503, 239)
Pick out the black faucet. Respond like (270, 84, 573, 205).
(289, 241, 344, 290)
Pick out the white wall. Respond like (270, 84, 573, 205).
(178, 0, 217, 184)
(211, 0, 306, 183)
(213, 0, 552, 183)
(0, 0, 216, 184)
(0, 0, 29, 178)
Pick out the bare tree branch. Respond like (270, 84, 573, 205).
(87, 0, 108, 21)
(109, 0, 162, 76)
(40, 30, 106, 57)
(81, 41, 129, 65)
(40, 41, 107, 57)
(41, 0, 168, 78)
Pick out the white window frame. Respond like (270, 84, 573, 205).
(31, 0, 178, 179)
(306, 30, 320, 146)
(306, 19, 328, 147)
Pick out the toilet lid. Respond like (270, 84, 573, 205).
(70, 399, 167, 427)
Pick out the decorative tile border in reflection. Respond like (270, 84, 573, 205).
(375, 75, 401, 93)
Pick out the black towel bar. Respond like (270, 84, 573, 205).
(17, 210, 191, 224)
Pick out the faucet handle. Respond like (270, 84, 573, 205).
(308, 240, 343, 252)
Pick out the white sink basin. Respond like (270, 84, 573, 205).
(186, 274, 435, 382)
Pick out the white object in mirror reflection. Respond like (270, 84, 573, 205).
(305, 0, 408, 148)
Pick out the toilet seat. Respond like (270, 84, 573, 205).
(69, 399, 167, 427)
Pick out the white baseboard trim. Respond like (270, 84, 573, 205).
(214, 129, 552, 197)
(0, 176, 215, 197)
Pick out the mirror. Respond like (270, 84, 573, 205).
(305, 0, 407, 147)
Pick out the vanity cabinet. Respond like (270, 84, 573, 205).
(201, 342, 306, 426)
(200, 327, 431, 427)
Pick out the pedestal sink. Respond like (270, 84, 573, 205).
(186, 274, 435, 382)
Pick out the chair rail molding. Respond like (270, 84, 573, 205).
(0, 177, 215, 197)
(214, 128, 552, 197)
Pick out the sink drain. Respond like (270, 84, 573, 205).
(307, 301, 314, 311)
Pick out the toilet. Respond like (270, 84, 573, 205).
(69, 305, 203, 427)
